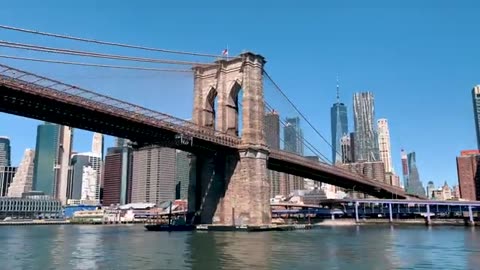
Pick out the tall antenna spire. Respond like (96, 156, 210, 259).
(336, 74, 340, 103)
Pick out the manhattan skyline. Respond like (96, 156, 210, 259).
(1, 2, 480, 188)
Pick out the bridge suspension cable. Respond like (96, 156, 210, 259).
(0, 55, 193, 73)
(0, 41, 214, 66)
(264, 101, 330, 163)
(0, 24, 222, 58)
(263, 70, 346, 163)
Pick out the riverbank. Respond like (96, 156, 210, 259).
(0, 220, 70, 226)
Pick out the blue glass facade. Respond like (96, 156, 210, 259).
(284, 117, 304, 155)
(406, 152, 426, 196)
(472, 86, 480, 149)
(330, 103, 348, 164)
(69, 155, 90, 200)
(32, 123, 60, 196)
(0, 137, 11, 167)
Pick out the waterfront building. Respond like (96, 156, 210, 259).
(103, 146, 133, 206)
(456, 150, 480, 201)
(0, 136, 11, 167)
(303, 188, 328, 205)
(353, 92, 379, 162)
(32, 123, 72, 203)
(472, 85, 480, 149)
(265, 111, 282, 197)
(7, 149, 35, 197)
(426, 181, 435, 199)
(330, 81, 348, 164)
(377, 118, 393, 173)
(0, 166, 16, 197)
(432, 182, 452, 200)
(91, 133, 104, 159)
(131, 146, 176, 204)
(0, 192, 62, 220)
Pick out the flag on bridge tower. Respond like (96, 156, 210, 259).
(222, 48, 228, 56)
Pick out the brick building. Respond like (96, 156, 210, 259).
(456, 150, 480, 201)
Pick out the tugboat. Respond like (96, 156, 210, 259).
(145, 201, 195, 232)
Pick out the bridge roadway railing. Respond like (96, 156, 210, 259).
(0, 64, 240, 148)
(269, 149, 405, 195)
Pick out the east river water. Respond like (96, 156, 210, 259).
(1, 225, 479, 269)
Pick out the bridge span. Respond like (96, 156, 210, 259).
(0, 53, 411, 225)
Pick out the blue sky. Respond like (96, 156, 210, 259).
(1, 1, 479, 188)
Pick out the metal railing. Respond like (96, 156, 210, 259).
(0, 64, 241, 147)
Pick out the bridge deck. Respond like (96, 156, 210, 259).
(0, 63, 411, 199)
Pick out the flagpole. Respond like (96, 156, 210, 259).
(226, 44, 229, 60)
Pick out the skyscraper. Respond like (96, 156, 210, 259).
(265, 111, 282, 197)
(55, 126, 73, 204)
(92, 133, 104, 159)
(426, 181, 435, 199)
(401, 149, 409, 180)
(81, 166, 99, 201)
(283, 117, 304, 192)
(102, 146, 133, 206)
(0, 166, 16, 197)
(284, 117, 304, 155)
(265, 111, 280, 149)
(7, 149, 34, 197)
(340, 134, 352, 164)
(33, 123, 60, 196)
(115, 137, 130, 148)
(68, 152, 102, 202)
(353, 92, 379, 162)
(456, 150, 480, 201)
(330, 81, 348, 164)
(69, 154, 90, 200)
(32, 123, 72, 203)
(175, 150, 192, 200)
(377, 118, 393, 173)
(0, 136, 11, 167)
(131, 146, 176, 204)
(405, 151, 425, 196)
(472, 85, 480, 149)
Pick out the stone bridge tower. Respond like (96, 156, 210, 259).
(191, 52, 271, 225)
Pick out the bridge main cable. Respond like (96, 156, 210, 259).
(0, 41, 214, 66)
(264, 101, 330, 163)
(263, 70, 344, 163)
(0, 55, 192, 73)
(0, 24, 222, 58)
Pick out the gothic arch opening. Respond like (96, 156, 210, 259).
(226, 81, 243, 136)
(204, 87, 217, 129)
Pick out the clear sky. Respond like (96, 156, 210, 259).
(1, 1, 479, 188)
